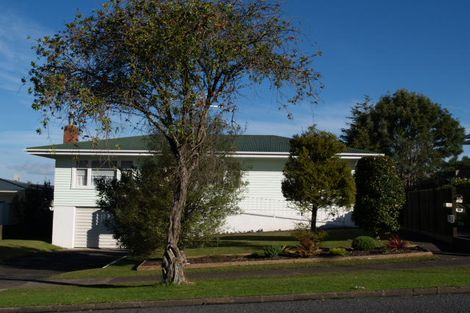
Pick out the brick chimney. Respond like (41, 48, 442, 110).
(63, 114, 79, 144)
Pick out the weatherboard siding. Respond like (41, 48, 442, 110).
(51, 155, 354, 248)
(54, 157, 99, 207)
(228, 158, 306, 232)
(74, 207, 119, 249)
(225, 158, 353, 232)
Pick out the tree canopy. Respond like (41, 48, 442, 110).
(352, 156, 405, 237)
(28, 0, 320, 284)
(97, 138, 243, 256)
(342, 89, 465, 189)
(282, 127, 355, 231)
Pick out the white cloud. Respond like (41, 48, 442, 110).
(0, 130, 61, 147)
(239, 99, 357, 137)
(0, 11, 51, 92)
(0, 130, 59, 182)
(9, 161, 54, 177)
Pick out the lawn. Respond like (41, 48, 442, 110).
(50, 227, 411, 280)
(0, 240, 61, 262)
(150, 228, 368, 258)
(0, 229, 445, 309)
(2, 265, 470, 308)
(52, 255, 436, 280)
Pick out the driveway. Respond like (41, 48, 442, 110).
(0, 249, 126, 290)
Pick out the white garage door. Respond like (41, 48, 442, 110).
(74, 207, 119, 249)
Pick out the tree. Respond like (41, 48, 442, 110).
(352, 156, 405, 237)
(10, 182, 53, 241)
(96, 138, 243, 256)
(28, 0, 319, 284)
(282, 127, 355, 231)
(342, 90, 465, 189)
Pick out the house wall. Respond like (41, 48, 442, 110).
(51, 155, 355, 248)
(52, 156, 134, 248)
(223, 158, 353, 232)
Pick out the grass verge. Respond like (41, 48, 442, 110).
(2, 265, 470, 307)
(0, 240, 61, 262)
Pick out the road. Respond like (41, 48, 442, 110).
(71, 294, 470, 313)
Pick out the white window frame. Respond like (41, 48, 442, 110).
(71, 160, 133, 189)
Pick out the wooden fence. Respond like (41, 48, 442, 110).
(402, 186, 455, 243)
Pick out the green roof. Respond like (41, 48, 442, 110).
(27, 134, 376, 154)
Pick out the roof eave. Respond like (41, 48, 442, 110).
(337, 152, 385, 159)
(26, 148, 383, 159)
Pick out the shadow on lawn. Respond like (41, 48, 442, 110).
(0, 246, 47, 263)
(0, 250, 126, 272)
(218, 228, 367, 243)
(218, 235, 296, 241)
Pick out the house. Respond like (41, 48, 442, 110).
(0, 178, 31, 228)
(0, 178, 54, 240)
(26, 125, 382, 249)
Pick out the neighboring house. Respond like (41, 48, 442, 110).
(0, 178, 30, 227)
(26, 126, 381, 249)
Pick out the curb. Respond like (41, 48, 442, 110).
(2, 286, 470, 313)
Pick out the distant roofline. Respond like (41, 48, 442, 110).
(0, 178, 29, 192)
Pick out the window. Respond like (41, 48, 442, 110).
(76, 160, 89, 186)
(91, 160, 117, 184)
(76, 169, 88, 186)
(121, 161, 134, 170)
(73, 159, 130, 188)
(92, 169, 116, 184)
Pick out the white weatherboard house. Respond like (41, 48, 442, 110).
(27, 130, 381, 249)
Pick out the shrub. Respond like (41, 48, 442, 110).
(292, 229, 327, 251)
(352, 236, 382, 251)
(352, 156, 405, 237)
(262, 245, 286, 258)
(329, 247, 348, 256)
(285, 229, 327, 257)
(388, 234, 405, 250)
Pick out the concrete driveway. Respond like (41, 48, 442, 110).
(0, 249, 126, 290)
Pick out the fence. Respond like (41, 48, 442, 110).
(402, 185, 455, 243)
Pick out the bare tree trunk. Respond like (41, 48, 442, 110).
(310, 206, 318, 232)
(161, 164, 190, 285)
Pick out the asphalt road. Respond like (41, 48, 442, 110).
(72, 294, 470, 313)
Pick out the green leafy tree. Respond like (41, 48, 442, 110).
(342, 90, 465, 189)
(97, 138, 243, 256)
(353, 156, 405, 237)
(27, 0, 319, 284)
(282, 127, 356, 231)
(418, 156, 470, 188)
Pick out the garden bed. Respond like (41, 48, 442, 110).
(137, 247, 432, 271)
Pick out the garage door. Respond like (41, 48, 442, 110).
(74, 207, 119, 249)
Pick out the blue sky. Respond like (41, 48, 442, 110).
(0, 0, 469, 183)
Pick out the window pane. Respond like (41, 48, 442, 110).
(76, 160, 88, 168)
(92, 169, 116, 184)
(92, 160, 117, 169)
(121, 161, 133, 169)
(76, 169, 88, 186)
